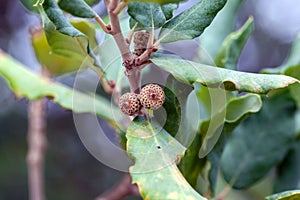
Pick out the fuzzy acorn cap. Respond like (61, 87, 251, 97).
(119, 93, 142, 116)
(140, 84, 165, 110)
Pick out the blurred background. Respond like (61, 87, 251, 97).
(0, 0, 300, 199)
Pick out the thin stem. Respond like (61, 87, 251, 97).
(113, 1, 128, 15)
(95, 15, 110, 33)
(95, 174, 140, 200)
(126, 68, 141, 93)
(27, 70, 48, 200)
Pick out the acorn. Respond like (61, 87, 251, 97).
(140, 84, 165, 110)
(118, 93, 142, 116)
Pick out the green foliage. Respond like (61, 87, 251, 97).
(159, 0, 227, 43)
(37, 0, 103, 77)
(199, 0, 244, 59)
(221, 91, 298, 189)
(0, 51, 118, 122)
(161, 3, 178, 20)
(4, 0, 300, 199)
(58, 0, 96, 18)
(150, 55, 299, 94)
(31, 20, 98, 75)
(274, 143, 300, 193)
(20, 0, 39, 13)
(128, 2, 166, 29)
(126, 117, 206, 200)
(158, 84, 181, 136)
(265, 190, 300, 200)
(215, 17, 254, 69)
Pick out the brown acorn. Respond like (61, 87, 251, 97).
(140, 84, 165, 110)
(118, 93, 142, 116)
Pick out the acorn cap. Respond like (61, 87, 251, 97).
(119, 93, 142, 116)
(140, 84, 165, 110)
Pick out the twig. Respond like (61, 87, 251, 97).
(95, 15, 111, 33)
(95, 0, 158, 94)
(27, 69, 48, 200)
(113, 1, 128, 15)
(95, 174, 140, 200)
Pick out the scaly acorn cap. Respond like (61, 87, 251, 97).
(119, 93, 142, 116)
(140, 84, 165, 110)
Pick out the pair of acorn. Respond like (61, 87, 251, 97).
(119, 84, 165, 116)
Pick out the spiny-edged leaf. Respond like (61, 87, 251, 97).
(58, 0, 96, 18)
(221, 91, 297, 189)
(130, 0, 185, 5)
(266, 190, 300, 200)
(274, 143, 300, 193)
(127, 117, 206, 200)
(215, 17, 254, 70)
(0, 50, 118, 121)
(150, 55, 299, 94)
(128, 2, 166, 29)
(31, 20, 98, 75)
(262, 33, 300, 79)
(199, 0, 244, 59)
(158, 0, 227, 43)
(161, 3, 178, 20)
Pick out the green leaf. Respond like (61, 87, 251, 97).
(20, 0, 39, 13)
(128, 2, 166, 29)
(289, 84, 300, 108)
(179, 133, 205, 188)
(130, 0, 185, 5)
(200, 93, 262, 193)
(84, 0, 100, 5)
(221, 91, 297, 189)
(31, 20, 98, 75)
(126, 117, 206, 200)
(37, 0, 104, 77)
(161, 3, 178, 20)
(42, 0, 84, 36)
(150, 55, 299, 94)
(215, 17, 254, 70)
(58, 0, 96, 18)
(158, 0, 227, 43)
(266, 190, 300, 200)
(274, 143, 300, 193)
(199, 0, 244, 59)
(154, 82, 181, 137)
(0, 50, 118, 121)
(207, 122, 237, 194)
(225, 93, 262, 123)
